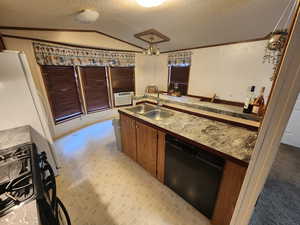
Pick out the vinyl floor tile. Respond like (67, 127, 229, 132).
(55, 120, 211, 225)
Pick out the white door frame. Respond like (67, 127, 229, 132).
(231, 2, 300, 225)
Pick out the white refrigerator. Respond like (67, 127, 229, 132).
(0, 50, 58, 173)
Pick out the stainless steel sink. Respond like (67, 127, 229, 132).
(143, 109, 174, 121)
(127, 104, 156, 114)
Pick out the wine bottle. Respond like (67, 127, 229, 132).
(253, 87, 265, 116)
(243, 86, 255, 113)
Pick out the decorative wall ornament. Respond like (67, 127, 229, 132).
(263, 0, 298, 81)
(263, 30, 288, 81)
(33, 42, 135, 67)
(168, 51, 192, 66)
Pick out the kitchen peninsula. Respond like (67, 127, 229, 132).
(119, 102, 258, 225)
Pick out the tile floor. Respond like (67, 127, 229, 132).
(55, 120, 211, 225)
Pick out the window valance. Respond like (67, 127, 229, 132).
(168, 51, 192, 66)
(33, 42, 135, 67)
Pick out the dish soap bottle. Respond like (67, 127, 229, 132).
(243, 86, 255, 113)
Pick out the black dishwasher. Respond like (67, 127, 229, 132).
(165, 134, 225, 219)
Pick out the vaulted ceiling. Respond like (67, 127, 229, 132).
(0, 0, 295, 51)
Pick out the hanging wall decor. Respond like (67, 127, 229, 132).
(33, 42, 135, 67)
(263, 0, 298, 81)
(263, 30, 288, 81)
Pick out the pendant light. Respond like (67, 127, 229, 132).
(143, 43, 160, 56)
(134, 29, 170, 55)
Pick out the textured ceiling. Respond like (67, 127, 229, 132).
(0, 0, 295, 51)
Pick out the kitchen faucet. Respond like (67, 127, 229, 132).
(157, 91, 163, 107)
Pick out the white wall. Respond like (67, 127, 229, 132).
(281, 93, 300, 148)
(188, 40, 273, 102)
(135, 40, 274, 103)
(135, 54, 168, 95)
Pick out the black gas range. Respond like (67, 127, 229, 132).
(0, 144, 71, 225)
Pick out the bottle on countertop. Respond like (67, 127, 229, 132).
(243, 86, 255, 113)
(252, 87, 266, 116)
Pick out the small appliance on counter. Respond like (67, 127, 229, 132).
(145, 85, 159, 94)
(168, 83, 182, 97)
(0, 144, 71, 225)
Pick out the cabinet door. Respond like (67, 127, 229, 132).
(120, 114, 137, 161)
(212, 161, 247, 225)
(157, 131, 166, 183)
(136, 121, 158, 177)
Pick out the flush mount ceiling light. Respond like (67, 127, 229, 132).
(75, 9, 99, 23)
(136, 0, 166, 7)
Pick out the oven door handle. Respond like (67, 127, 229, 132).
(56, 197, 72, 225)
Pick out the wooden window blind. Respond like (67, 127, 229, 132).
(110, 67, 135, 93)
(168, 66, 190, 95)
(80, 66, 110, 113)
(41, 66, 83, 123)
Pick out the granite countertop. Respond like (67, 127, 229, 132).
(0, 126, 32, 151)
(119, 104, 258, 164)
(0, 201, 39, 225)
(134, 94, 260, 122)
(0, 125, 39, 225)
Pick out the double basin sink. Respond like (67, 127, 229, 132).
(127, 104, 173, 121)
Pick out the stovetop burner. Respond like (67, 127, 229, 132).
(0, 144, 35, 216)
(0, 145, 30, 162)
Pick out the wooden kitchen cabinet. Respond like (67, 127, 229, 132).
(136, 121, 158, 177)
(120, 112, 247, 225)
(119, 113, 166, 180)
(212, 161, 247, 225)
(120, 113, 137, 161)
(157, 131, 166, 183)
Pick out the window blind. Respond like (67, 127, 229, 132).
(41, 66, 83, 123)
(168, 66, 190, 95)
(110, 67, 135, 93)
(80, 66, 110, 113)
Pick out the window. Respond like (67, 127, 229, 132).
(110, 67, 135, 93)
(168, 66, 190, 95)
(80, 66, 110, 113)
(41, 66, 83, 123)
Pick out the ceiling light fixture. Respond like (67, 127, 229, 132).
(136, 0, 166, 8)
(143, 43, 160, 56)
(135, 29, 170, 55)
(75, 9, 99, 23)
